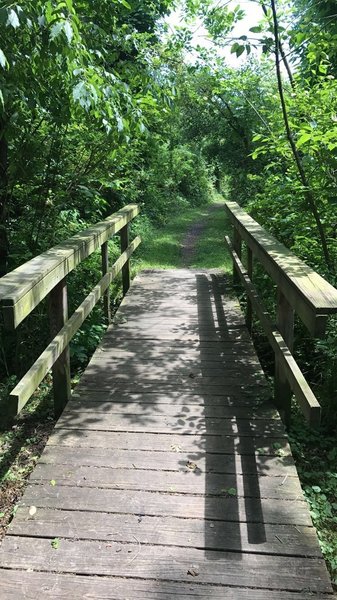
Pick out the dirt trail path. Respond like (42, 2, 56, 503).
(180, 202, 224, 267)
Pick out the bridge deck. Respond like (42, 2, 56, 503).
(0, 270, 333, 598)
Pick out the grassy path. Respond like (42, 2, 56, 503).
(134, 198, 232, 273)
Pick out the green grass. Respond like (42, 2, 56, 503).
(133, 198, 232, 272)
(191, 202, 232, 271)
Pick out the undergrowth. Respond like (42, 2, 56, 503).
(289, 406, 337, 586)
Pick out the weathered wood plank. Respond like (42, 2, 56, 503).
(98, 338, 256, 353)
(38, 445, 296, 475)
(104, 322, 250, 339)
(1, 570, 333, 600)
(9, 508, 321, 556)
(71, 390, 271, 407)
(47, 430, 291, 455)
(87, 353, 263, 371)
(73, 381, 272, 398)
(20, 484, 312, 525)
(0, 537, 331, 592)
(55, 412, 284, 436)
(29, 464, 302, 499)
(63, 400, 278, 420)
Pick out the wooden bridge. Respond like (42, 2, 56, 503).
(0, 203, 337, 598)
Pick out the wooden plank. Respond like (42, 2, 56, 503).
(0, 537, 331, 592)
(9, 507, 321, 556)
(39, 445, 296, 475)
(20, 484, 313, 525)
(29, 464, 302, 499)
(8, 237, 141, 414)
(225, 236, 321, 426)
(71, 390, 271, 407)
(74, 383, 275, 396)
(85, 356, 264, 375)
(96, 343, 258, 359)
(55, 413, 284, 436)
(0, 570, 333, 600)
(78, 372, 267, 388)
(63, 400, 278, 420)
(0, 204, 139, 329)
(102, 331, 250, 342)
(47, 430, 291, 455)
(225, 201, 337, 335)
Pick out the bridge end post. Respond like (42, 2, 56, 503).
(120, 223, 130, 295)
(274, 288, 295, 428)
(48, 277, 71, 419)
(101, 241, 111, 323)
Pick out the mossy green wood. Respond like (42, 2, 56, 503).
(225, 201, 337, 336)
(8, 236, 141, 417)
(225, 236, 321, 427)
(0, 204, 140, 329)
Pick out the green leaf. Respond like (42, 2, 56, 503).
(64, 21, 73, 43)
(50, 21, 64, 41)
(236, 45, 245, 57)
(0, 49, 8, 69)
(249, 26, 263, 33)
(51, 537, 60, 549)
(0, 512, 5, 518)
(120, 0, 131, 8)
(312, 485, 321, 493)
(297, 132, 312, 148)
(50, 479, 56, 486)
(7, 8, 20, 29)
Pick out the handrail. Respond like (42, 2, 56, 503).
(0, 204, 139, 329)
(224, 200, 337, 427)
(0, 204, 141, 420)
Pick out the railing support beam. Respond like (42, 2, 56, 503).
(274, 288, 295, 428)
(101, 241, 111, 323)
(48, 277, 71, 419)
(120, 223, 130, 295)
(233, 229, 242, 285)
(246, 246, 253, 333)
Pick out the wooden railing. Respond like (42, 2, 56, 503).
(224, 200, 337, 427)
(0, 204, 140, 421)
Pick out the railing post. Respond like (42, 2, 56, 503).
(101, 241, 111, 323)
(274, 288, 294, 427)
(48, 278, 71, 418)
(246, 246, 253, 333)
(120, 222, 130, 295)
(233, 228, 242, 285)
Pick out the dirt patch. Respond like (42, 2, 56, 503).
(180, 203, 223, 267)
(0, 406, 55, 540)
